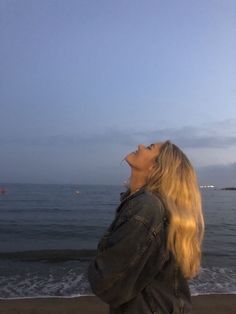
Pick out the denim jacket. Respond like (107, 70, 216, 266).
(87, 186, 192, 314)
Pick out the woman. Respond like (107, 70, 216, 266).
(87, 140, 205, 314)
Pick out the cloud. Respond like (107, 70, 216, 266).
(164, 133, 236, 149)
(197, 162, 236, 187)
(0, 129, 137, 147)
(128, 122, 236, 149)
(1, 119, 236, 150)
(1, 120, 236, 185)
(143, 120, 236, 148)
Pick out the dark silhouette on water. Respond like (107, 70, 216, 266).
(0, 187, 6, 195)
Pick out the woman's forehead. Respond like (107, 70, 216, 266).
(154, 142, 164, 148)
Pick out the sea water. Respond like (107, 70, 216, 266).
(0, 183, 235, 299)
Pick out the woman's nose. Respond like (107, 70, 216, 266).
(138, 144, 145, 150)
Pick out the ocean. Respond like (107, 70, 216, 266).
(0, 183, 235, 299)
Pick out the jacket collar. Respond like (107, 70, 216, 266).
(117, 185, 147, 214)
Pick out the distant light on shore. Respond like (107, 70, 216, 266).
(200, 185, 215, 189)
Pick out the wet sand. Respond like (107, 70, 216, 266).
(0, 294, 236, 314)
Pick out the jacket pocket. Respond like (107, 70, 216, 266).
(142, 285, 157, 313)
(179, 297, 184, 314)
(179, 297, 189, 314)
(97, 227, 113, 252)
(97, 215, 130, 252)
(111, 215, 130, 233)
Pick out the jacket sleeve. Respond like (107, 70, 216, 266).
(87, 201, 167, 308)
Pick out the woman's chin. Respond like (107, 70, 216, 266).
(124, 154, 135, 167)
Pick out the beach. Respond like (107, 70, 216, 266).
(0, 294, 236, 314)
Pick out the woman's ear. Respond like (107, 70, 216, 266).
(149, 164, 155, 171)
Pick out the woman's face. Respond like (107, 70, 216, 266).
(125, 142, 164, 172)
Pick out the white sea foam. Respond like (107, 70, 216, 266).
(189, 266, 236, 295)
(0, 266, 235, 299)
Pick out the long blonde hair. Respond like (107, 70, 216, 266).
(145, 140, 205, 279)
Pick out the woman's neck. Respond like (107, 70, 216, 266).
(129, 169, 147, 194)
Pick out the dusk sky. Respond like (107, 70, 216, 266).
(1, 0, 236, 186)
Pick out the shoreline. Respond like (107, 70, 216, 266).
(0, 294, 236, 314)
(0, 291, 235, 301)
